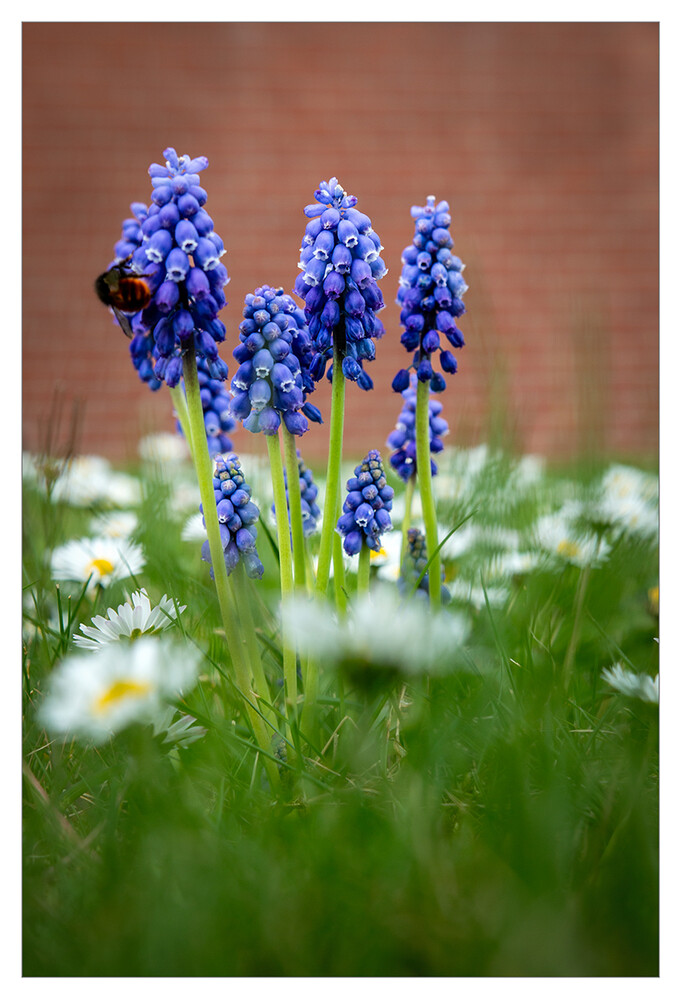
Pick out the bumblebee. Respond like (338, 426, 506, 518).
(94, 258, 152, 339)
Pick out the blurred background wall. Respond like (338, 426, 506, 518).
(22, 21, 658, 466)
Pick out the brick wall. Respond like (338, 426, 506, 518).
(22, 22, 658, 466)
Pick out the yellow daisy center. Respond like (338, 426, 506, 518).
(86, 557, 115, 578)
(94, 679, 152, 714)
(557, 540, 580, 559)
(370, 547, 387, 562)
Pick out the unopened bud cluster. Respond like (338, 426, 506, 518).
(201, 453, 264, 579)
(337, 450, 394, 556)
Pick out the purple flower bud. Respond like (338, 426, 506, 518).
(258, 406, 281, 435)
(177, 192, 200, 217)
(322, 270, 345, 300)
(440, 350, 458, 374)
(154, 280, 180, 314)
(165, 355, 183, 387)
(321, 207, 341, 229)
(282, 410, 308, 436)
(350, 258, 372, 287)
(422, 329, 440, 353)
(173, 308, 195, 341)
(185, 266, 211, 300)
(343, 530, 363, 556)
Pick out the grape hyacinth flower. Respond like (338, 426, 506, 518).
(272, 450, 321, 538)
(293, 179, 387, 603)
(177, 355, 236, 457)
(229, 286, 320, 437)
(392, 196, 467, 609)
(398, 528, 451, 605)
(387, 375, 449, 482)
(111, 148, 231, 391)
(337, 450, 394, 594)
(293, 178, 388, 391)
(392, 196, 467, 394)
(200, 453, 264, 580)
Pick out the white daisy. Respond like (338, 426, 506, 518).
(90, 510, 139, 539)
(73, 589, 185, 650)
(283, 585, 471, 675)
(106, 472, 142, 508)
(49, 455, 113, 505)
(139, 432, 190, 465)
(181, 511, 208, 542)
(534, 513, 610, 568)
(51, 536, 145, 591)
(601, 464, 658, 505)
(602, 663, 659, 705)
(170, 477, 202, 514)
(482, 550, 541, 581)
(51, 455, 141, 508)
(447, 577, 510, 610)
(374, 530, 406, 582)
(38, 636, 201, 744)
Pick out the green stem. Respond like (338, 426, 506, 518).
(315, 340, 346, 599)
(266, 432, 297, 728)
(182, 346, 279, 789)
(169, 384, 194, 462)
(282, 428, 307, 591)
(415, 378, 441, 609)
(356, 544, 371, 596)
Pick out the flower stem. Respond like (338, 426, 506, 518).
(266, 431, 297, 728)
(415, 378, 441, 609)
(168, 384, 194, 462)
(282, 427, 307, 591)
(356, 544, 371, 596)
(182, 345, 279, 789)
(315, 340, 345, 598)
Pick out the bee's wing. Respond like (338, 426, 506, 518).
(112, 306, 135, 339)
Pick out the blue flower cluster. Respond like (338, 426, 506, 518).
(122, 148, 230, 390)
(386, 375, 449, 481)
(398, 527, 451, 604)
(392, 196, 467, 394)
(176, 355, 236, 457)
(337, 450, 394, 556)
(230, 286, 322, 437)
(273, 450, 321, 538)
(201, 453, 264, 579)
(293, 178, 387, 391)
